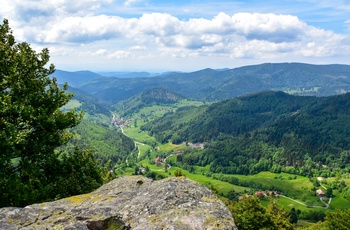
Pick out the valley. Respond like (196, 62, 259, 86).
(57, 63, 350, 227)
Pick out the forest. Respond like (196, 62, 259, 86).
(142, 91, 350, 177)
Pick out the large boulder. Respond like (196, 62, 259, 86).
(0, 176, 237, 229)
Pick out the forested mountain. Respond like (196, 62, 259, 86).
(52, 70, 103, 87)
(142, 91, 350, 175)
(112, 88, 184, 117)
(64, 63, 350, 104)
(142, 91, 315, 143)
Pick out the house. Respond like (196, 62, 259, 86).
(316, 189, 325, 196)
(255, 191, 268, 198)
(268, 191, 279, 197)
(155, 157, 163, 166)
(173, 150, 184, 154)
(238, 194, 250, 200)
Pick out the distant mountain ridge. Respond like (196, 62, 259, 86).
(54, 63, 350, 104)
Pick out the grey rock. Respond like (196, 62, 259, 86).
(0, 176, 237, 229)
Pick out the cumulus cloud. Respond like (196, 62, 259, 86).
(37, 12, 312, 44)
(124, 0, 144, 7)
(1, 0, 349, 65)
(28, 11, 347, 60)
(109, 50, 131, 59)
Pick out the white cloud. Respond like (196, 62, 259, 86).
(2, 0, 349, 70)
(109, 50, 131, 59)
(124, 0, 144, 7)
(22, 11, 347, 62)
(129, 46, 147, 50)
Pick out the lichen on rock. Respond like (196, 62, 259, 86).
(0, 176, 237, 229)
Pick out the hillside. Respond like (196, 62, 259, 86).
(52, 70, 103, 87)
(113, 87, 184, 117)
(73, 63, 350, 104)
(65, 86, 111, 117)
(141, 91, 350, 175)
(142, 91, 316, 143)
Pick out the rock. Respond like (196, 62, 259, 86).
(0, 176, 237, 229)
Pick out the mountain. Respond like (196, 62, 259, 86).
(97, 71, 158, 78)
(113, 87, 184, 117)
(141, 91, 350, 175)
(142, 91, 316, 143)
(65, 86, 111, 117)
(75, 63, 350, 104)
(52, 70, 103, 87)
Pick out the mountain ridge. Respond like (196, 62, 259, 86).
(53, 63, 350, 104)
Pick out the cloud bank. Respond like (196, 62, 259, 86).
(1, 0, 349, 70)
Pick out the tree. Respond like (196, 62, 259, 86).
(325, 209, 350, 230)
(326, 188, 333, 198)
(0, 19, 102, 207)
(266, 199, 293, 229)
(174, 168, 184, 177)
(289, 207, 298, 224)
(230, 196, 272, 230)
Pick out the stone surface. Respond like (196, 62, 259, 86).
(0, 176, 237, 229)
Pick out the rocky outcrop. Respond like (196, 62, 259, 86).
(0, 176, 237, 229)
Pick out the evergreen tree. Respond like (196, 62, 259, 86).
(289, 207, 298, 224)
(230, 196, 272, 230)
(0, 19, 102, 207)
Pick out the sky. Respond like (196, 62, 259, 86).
(1, 0, 350, 72)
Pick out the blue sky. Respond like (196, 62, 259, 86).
(1, 0, 350, 72)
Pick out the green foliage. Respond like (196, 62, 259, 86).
(229, 196, 271, 230)
(0, 19, 103, 207)
(324, 209, 350, 230)
(228, 196, 293, 230)
(148, 91, 350, 176)
(342, 187, 350, 200)
(174, 169, 184, 177)
(69, 120, 135, 165)
(266, 199, 293, 229)
(113, 87, 183, 117)
(290, 207, 298, 224)
(301, 209, 350, 230)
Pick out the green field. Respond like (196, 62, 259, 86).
(61, 99, 82, 111)
(123, 120, 156, 144)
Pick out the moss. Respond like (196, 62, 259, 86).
(65, 193, 93, 204)
(201, 196, 217, 203)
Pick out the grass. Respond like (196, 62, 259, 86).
(329, 190, 350, 210)
(123, 121, 156, 144)
(276, 196, 325, 212)
(61, 99, 82, 111)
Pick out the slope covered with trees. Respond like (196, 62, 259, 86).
(0, 19, 105, 207)
(142, 91, 350, 176)
(112, 87, 184, 117)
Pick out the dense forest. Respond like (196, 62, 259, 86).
(142, 91, 350, 176)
